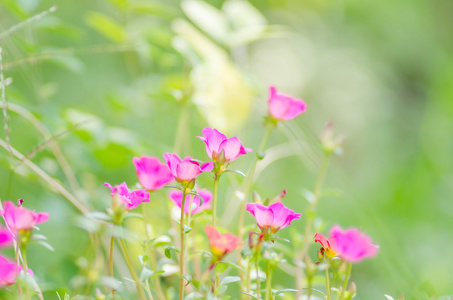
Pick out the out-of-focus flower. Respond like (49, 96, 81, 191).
(0, 227, 13, 248)
(0, 256, 19, 288)
(314, 225, 379, 263)
(0, 200, 49, 232)
(197, 128, 252, 165)
(321, 122, 345, 155)
(205, 225, 242, 258)
(246, 202, 301, 234)
(163, 153, 212, 183)
(168, 189, 212, 215)
(105, 182, 150, 210)
(268, 86, 307, 121)
(133, 156, 174, 191)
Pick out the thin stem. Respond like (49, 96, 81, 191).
(179, 189, 188, 300)
(325, 268, 331, 300)
(255, 261, 261, 300)
(339, 263, 352, 300)
(14, 242, 23, 297)
(295, 152, 331, 297)
(265, 261, 272, 300)
(117, 238, 147, 300)
(110, 236, 115, 298)
(212, 176, 220, 227)
(245, 259, 251, 293)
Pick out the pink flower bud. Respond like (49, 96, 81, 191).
(205, 225, 242, 258)
(133, 156, 174, 191)
(163, 153, 212, 183)
(105, 182, 150, 210)
(314, 225, 379, 263)
(268, 86, 307, 121)
(0, 201, 49, 232)
(197, 128, 252, 163)
(168, 189, 212, 215)
(246, 202, 301, 233)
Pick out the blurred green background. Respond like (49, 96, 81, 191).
(1, 0, 452, 299)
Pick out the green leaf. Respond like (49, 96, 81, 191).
(384, 296, 395, 300)
(274, 288, 299, 297)
(303, 288, 326, 298)
(215, 285, 227, 295)
(184, 224, 192, 234)
(184, 292, 204, 300)
(29, 239, 55, 252)
(215, 262, 228, 274)
(123, 212, 144, 220)
(85, 211, 112, 222)
(217, 261, 245, 273)
(241, 292, 258, 299)
(183, 274, 192, 286)
(225, 169, 247, 177)
(220, 276, 241, 285)
(164, 246, 181, 259)
(398, 293, 405, 300)
(139, 267, 154, 281)
(85, 12, 125, 42)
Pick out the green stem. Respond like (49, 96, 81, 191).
(325, 268, 331, 300)
(255, 260, 261, 300)
(265, 261, 273, 300)
(110, 236, 115, 298)
(245, 259, 251, 293)
(295, 152, 331, 296)
(339, 263, 352, 300)
(118, 238, 147, 300)
(212, 176, 220, 227)
(179, 189, 188, 300)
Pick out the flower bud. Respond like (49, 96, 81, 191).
(348, 282, 357, 299)
(317, 249, 325, 262)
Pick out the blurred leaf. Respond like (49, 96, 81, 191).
(220, 276, 240, 285)
(384, 296, 394, 300)
(85, 12, 125, 43)
(85, 211, 112, 222)
(164, 246, 181, 259)
(183, 274, 192, 286)
(225, 169, 247, 177)
(274, 288, 299, 297)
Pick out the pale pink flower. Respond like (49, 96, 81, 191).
(268, 86, 307, 121)
(0, 256, 19, 288)
(163, 153, 212, 183)
(105, 182, 150, 210)
(168, 189, 212, 215)
(246, 202, 301, 233)
(197, 128, 252, 164)
(314, 225, 379, 263)
(0, 227, 13, 248)
(0, 200, 49, 232)
(205, 225, 242, 257)
(133, 156, 174, 191)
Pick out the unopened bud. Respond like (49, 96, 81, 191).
(252, 191, 262, 204)
(271, 189, 287, 204)
(348, 282, 357, 297)
(248, 231, 255, 250)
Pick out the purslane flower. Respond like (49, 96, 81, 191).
(105, 182, 150, 210)
(246, 202, 301, 234)
(133, 156, 174, 191)
(163, 153, 212, 183)
(205, 225, 242, 258)
(0, 256, 18, 288)
(168, 189, 212, 215)
(314, 225, 379, 263)
(268, 86, 307, 121)
(0, 227, 13, 248)
(197, 128, 252, 164)
(0, 200, 49, 232)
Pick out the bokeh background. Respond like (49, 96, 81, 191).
(1, 0, 452, 299)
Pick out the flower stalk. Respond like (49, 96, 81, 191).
(339, 263, 352, 300)
(179, 187, 188, 300)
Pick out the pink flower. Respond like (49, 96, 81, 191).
(314, 225, 379, 263)
(205, 225, 242, 258)
(0, 200, 49, 232)
(133, 156, 174, 191)
(105, 182, 150, 210)
(268, 86, 307, 121)
(246, 202, 301, 233)
(168, 189, 212, 215)
(163, 153, 212, 183)
(0, 256, 19, 288)
(197, 128, 252, 164)
(0, 227, 13, 248)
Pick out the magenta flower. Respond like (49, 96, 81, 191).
(0, 256, 18, 288)
(105, 182, 150, 210)
(197, 128, 252, 164)
(246, 202, 301, 233)
(0, 200, 49, 232)
(0, 227, 13, 248)
(163, 153, 212, 183)
(133, 156, 174, 191)
(314, 225, 379, 263)
(168, 189, 212, 215)
(268, 86, 307, 121)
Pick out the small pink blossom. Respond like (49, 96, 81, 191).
(0, 256, 19, 288)
(268, 86, 307, 121)
(133, 156, 174, 191)
(246, 202, 301, 233)
(314, 225, 379, 263)
(205, 225, 242, 258)
(105, 182, 150, 210)
(168, 189, 212, 215)
(163, 153, 212, 183)
(0, 227, 13, 248)
(197, 128, 252, 164)
(0, 200, 49, 232)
